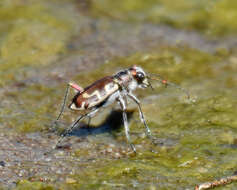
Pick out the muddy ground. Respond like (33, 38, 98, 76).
(0, 0, 237, 189)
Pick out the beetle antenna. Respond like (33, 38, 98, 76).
(148, 73, 190, 99)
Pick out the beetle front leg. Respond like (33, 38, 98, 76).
(127, 92, 152, 139)
(117, 95, 136, 153)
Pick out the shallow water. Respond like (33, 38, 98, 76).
(0, 0, 237, 189)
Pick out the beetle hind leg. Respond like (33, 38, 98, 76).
(55, 114, 85, 148)
(54, 108, 99, 149)
(54, 82, 84, 125)
(55, 83, 70, 123)
(117, 96, 136, 153)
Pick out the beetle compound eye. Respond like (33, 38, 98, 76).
(134, 72, 145, 84)
(136, 72, 145, 81)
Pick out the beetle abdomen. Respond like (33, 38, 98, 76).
(69, 76, 119, 110)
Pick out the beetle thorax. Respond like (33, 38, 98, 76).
(113, 70, 138, 91)
(127, 78, 138, 91)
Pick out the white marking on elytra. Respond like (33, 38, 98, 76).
(69, 103, 81, 110)
(104, 83, 118, 94)
(69, 101, 86, 111)
(81, 101, 86, 109)
(82, 90, 101, 100)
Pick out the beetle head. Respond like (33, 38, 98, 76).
(129, 65, 150, 88)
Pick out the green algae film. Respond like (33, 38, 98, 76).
(0, 0, 80, 86)
(90, 0, 237, 36)
(14, 180, 54, 190)
(0, 0, 236, 189)
(69, 48, 236, 189)
(67, 48, 237, 189)
(6, 46, 236, 189)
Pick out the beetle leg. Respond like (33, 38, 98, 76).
(55, 115, 84, 148)
(86, 107, 99, 127)
(54, 82, 84, 123)
(117, 95, 136, 153)
(55, 83, 70, 123)
(55, 108, 99, 149)
(87, 117, 92, 127)
(127, 92, 152, 139)
(123, 95, 128, 107)
(68, 81, 84, 93)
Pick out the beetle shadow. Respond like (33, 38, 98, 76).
(68, 110, 134, 137)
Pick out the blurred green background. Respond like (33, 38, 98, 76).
(0, 0, 236, 189)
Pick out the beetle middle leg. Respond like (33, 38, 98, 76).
(87, 116, 92, 127)
(127, 92, 152, 139)
(117, 95, 136, 153)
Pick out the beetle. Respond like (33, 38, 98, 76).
(53, 65, 190, 153)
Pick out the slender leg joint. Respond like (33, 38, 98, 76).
(53, 82, 84, 128)
(54, 108, 99, 149)
(69, 82, 84, 92)
(117, 95, 136, 153)
(128, 92, 152, 138)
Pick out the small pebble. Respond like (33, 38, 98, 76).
(18, 170, 25, 177)
(66, 177, 76, 184)
(45, 158, 52, 162)
(107, 147, 113, 153)
(0, 161, 6, 167)
(114, 152, 121, 159)
(109, 143, 115, 147)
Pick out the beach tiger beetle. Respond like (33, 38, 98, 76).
(51, 65, 190, 153)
